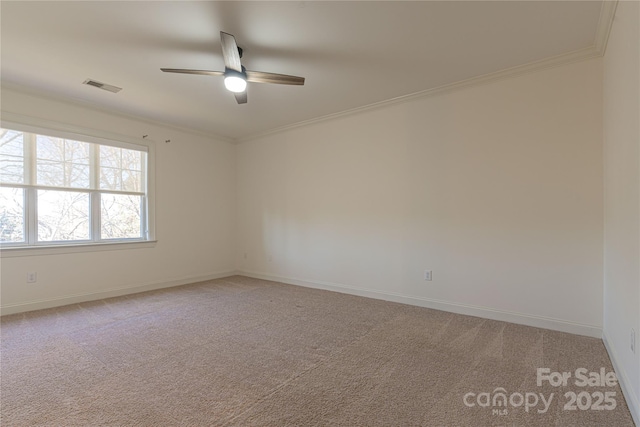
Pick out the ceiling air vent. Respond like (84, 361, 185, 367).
(82, 79, 122, 93)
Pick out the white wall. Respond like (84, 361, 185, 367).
(0, 87, 237, 313)
(237, 58, 604, 337)
(603, 1, 640, 423)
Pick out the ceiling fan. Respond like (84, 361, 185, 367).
(161, 31, 305, 104)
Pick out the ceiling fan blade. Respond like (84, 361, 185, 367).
(234, 91, 247, 104)
(220, 31, 243, 72)
(246, 70, 305, 85)
(161, 68, 224, 76)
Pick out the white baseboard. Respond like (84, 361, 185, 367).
(603, 332, 640, 427)
(240, 270, 603, 338)
(5, 269, 602, 339)
(0, 270, 238, 316)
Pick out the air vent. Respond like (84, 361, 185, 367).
(82, 79, 122, 93)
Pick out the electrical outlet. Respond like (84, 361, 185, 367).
(631, 329, 636, 354)
(27, 272, 37, 283)
(424, 270, 432, 281)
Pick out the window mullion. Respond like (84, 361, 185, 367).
(90, 144, 100, 242)
(25, 133, 35, 185)
(24, 134, 37, 244)
(25, 187, 37, 244)
(91, 192, 100, 242)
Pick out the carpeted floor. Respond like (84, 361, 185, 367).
(0, 276, 635, 426)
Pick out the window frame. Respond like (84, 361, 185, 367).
(0, 114, 156, 256)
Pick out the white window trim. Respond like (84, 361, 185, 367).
(0, 112, 156, 254)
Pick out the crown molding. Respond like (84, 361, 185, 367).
(0, 82, 235, 144)
(1, 111, 145, 147)
(238, 45, 601, 143)
(238, 0, 618, 144)
(594, 0, 619, 56)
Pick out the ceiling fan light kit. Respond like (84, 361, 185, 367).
(161, 31, 305, 104)
(223, 70, 247, 93)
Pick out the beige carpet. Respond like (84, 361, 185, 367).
(0, 276, 634, 426)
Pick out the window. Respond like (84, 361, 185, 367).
(0, 125, 153, 248)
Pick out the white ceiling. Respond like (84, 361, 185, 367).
(1, 1, 606, 141)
